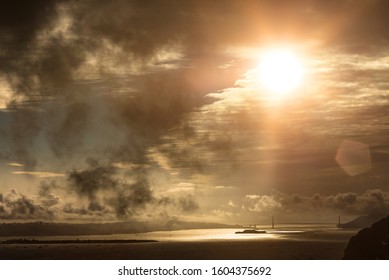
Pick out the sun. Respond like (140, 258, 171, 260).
(258, 49, 304, 98)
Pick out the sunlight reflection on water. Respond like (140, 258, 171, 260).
(0, 224, 358, 243)
(117, 224, 356, 242)
(141, 228, 277, 241)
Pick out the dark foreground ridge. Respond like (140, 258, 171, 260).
(343, 215, 389, 259)
(1, 239, 157, 244)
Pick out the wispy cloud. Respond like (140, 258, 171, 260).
(12, 171, 65, 178)
(7, 162, 24, 167)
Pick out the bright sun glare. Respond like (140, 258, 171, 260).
(259, 49, 304, 98)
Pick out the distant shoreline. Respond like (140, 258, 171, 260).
(0, 221, 239, 237)
(1, 239, 157, 244)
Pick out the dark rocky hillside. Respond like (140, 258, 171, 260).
(343, 215, 389, 259)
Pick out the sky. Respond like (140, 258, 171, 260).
(1, 0, 389, 224)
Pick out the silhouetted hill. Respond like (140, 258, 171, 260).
(343, 215, 389, 259)
(0, 221, 236, 237)
(338, 213, 386, 228)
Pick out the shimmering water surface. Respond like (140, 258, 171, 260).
(0, 224, 358, 243)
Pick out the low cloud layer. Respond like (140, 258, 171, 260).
(1, 183, 388, 223)
(0, 160, 200, 221)
(244, 189, 389, 218)
(0, 189, 55, 220)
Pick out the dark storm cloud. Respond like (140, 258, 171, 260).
(0, 0, 78, 96)
(1, 0, 247, 169)
(67, 159, 118, 201)
(1, 0, 247, 97)
(67, 159, 154, 218)
(105, 177, 153, 218)
(103, 70, 217, 166)
(157, 194, 199, 213)
(67, 159, 199, 218)
(2, 0, 389, 96)
(0, 0, 62, 48)
(0, 157, 200, 221)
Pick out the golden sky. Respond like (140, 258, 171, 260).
(0, 0, 389, 223)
